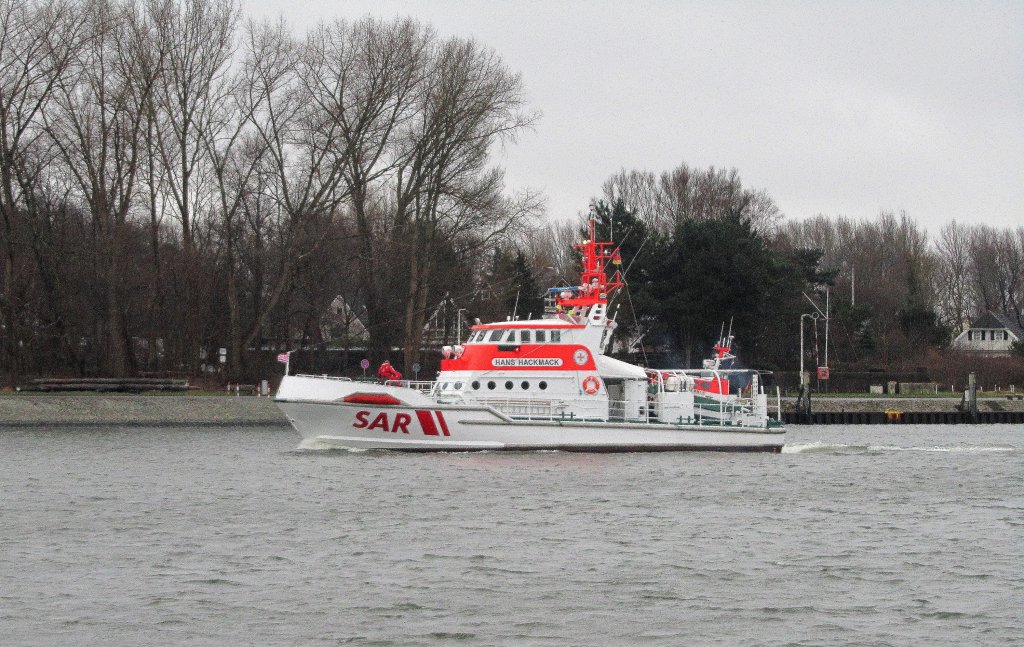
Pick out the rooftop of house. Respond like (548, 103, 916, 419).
(967, 311, 1024, 339)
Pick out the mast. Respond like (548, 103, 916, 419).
(553, 214, 624, 313)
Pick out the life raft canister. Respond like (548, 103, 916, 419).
(582, 375, 600, 394)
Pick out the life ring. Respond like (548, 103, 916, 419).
(582, 375, 600, 395)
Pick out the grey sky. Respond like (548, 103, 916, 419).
(243, 0, 1024, 230)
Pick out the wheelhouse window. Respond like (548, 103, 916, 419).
(535, 330, 546, 343)
(488, 329, 505, 342)
(520, 330, 531, 343)
(504, 330, 517, 342)
(550, 330, 561, 343)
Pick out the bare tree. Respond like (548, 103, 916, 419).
(305, 16, 431, 357)
(43, 0, 166, 375)
(387, 36, 537, 371)
(934, 220, 972, 331)
(0, 0, 81, 374)
(147, 0, 237, 368)
(602, 162, 782, 234)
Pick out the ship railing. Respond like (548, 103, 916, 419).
(294, 374, 353, 382)
(477, 397, 568, 420)
(383, 380, 767, 426)
(476, 396, 763, 427)
(383, 380, 435, 393)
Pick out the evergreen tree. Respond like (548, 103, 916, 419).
(508, 250, 544, 320)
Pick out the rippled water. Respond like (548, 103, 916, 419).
(1, 424, 1021, 646)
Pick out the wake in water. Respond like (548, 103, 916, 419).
(294, 438, 368, 452)
(783, 442, 1016, 454)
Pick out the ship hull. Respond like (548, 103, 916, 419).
(277, 399, 784, 453)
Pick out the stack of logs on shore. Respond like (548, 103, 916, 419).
(23, 378, 189, 393)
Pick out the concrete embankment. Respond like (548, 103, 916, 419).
(0, 395, 289, 427)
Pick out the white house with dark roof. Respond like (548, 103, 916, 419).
(951, 311, 1023, 356)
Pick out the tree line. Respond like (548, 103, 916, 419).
(598, 165, 1024, 371)
(0, 0, 539, 380)
(1, 0, 1020, 384)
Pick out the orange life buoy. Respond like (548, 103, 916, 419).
(582, 375, 600, 394)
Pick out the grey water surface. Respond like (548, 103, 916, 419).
(1, 424, 1021, 646)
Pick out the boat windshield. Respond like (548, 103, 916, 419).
(487, 329, 507, 342)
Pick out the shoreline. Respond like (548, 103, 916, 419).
(2, 394, 1021, 427)
(0, 395, 289, 428)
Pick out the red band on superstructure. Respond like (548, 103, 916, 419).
(440, 344, 596, 372)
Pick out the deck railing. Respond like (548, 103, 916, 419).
(299, 376, 771, 427)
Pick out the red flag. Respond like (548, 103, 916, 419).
(277, 352, 290, 364)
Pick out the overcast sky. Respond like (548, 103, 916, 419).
(242, 0, 1023, 230)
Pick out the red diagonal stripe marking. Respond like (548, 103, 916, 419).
(416, 410, 438, 436)
(435, 411, 450, 436)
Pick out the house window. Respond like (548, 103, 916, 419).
(968, 331, 973, 341)
(981, 330, 986, 341)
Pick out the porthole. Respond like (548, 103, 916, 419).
(521, 381, 529, 390)
(472, 381, 480, 390)
(487, 381, 496, 390)
(539, 381, 548, 390)
(504, 381, 513, 390)
(454, 382, 463, 390)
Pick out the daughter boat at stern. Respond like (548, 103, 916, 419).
(276, 218, 785, 452)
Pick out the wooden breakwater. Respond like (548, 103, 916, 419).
(22, 378, 189, 392)
(778, 396, 1024, 425)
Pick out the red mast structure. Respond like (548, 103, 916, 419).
(554, 216, 624, 311)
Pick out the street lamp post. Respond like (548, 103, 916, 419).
(456, 308, 468, 344)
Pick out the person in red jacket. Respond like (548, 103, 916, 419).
(377, 360, 402, 382)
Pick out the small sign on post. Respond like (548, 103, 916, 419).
(817, 366, 830, 380)
(412, 363, 421, 381)
(360, 358, 369, 379)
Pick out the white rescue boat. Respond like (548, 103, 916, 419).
(276, 216, 785, 452)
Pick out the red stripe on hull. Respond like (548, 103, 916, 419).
(342, 393, 402, 406)
(416, 410, 439, 435)
(435, 411, 451, 436)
